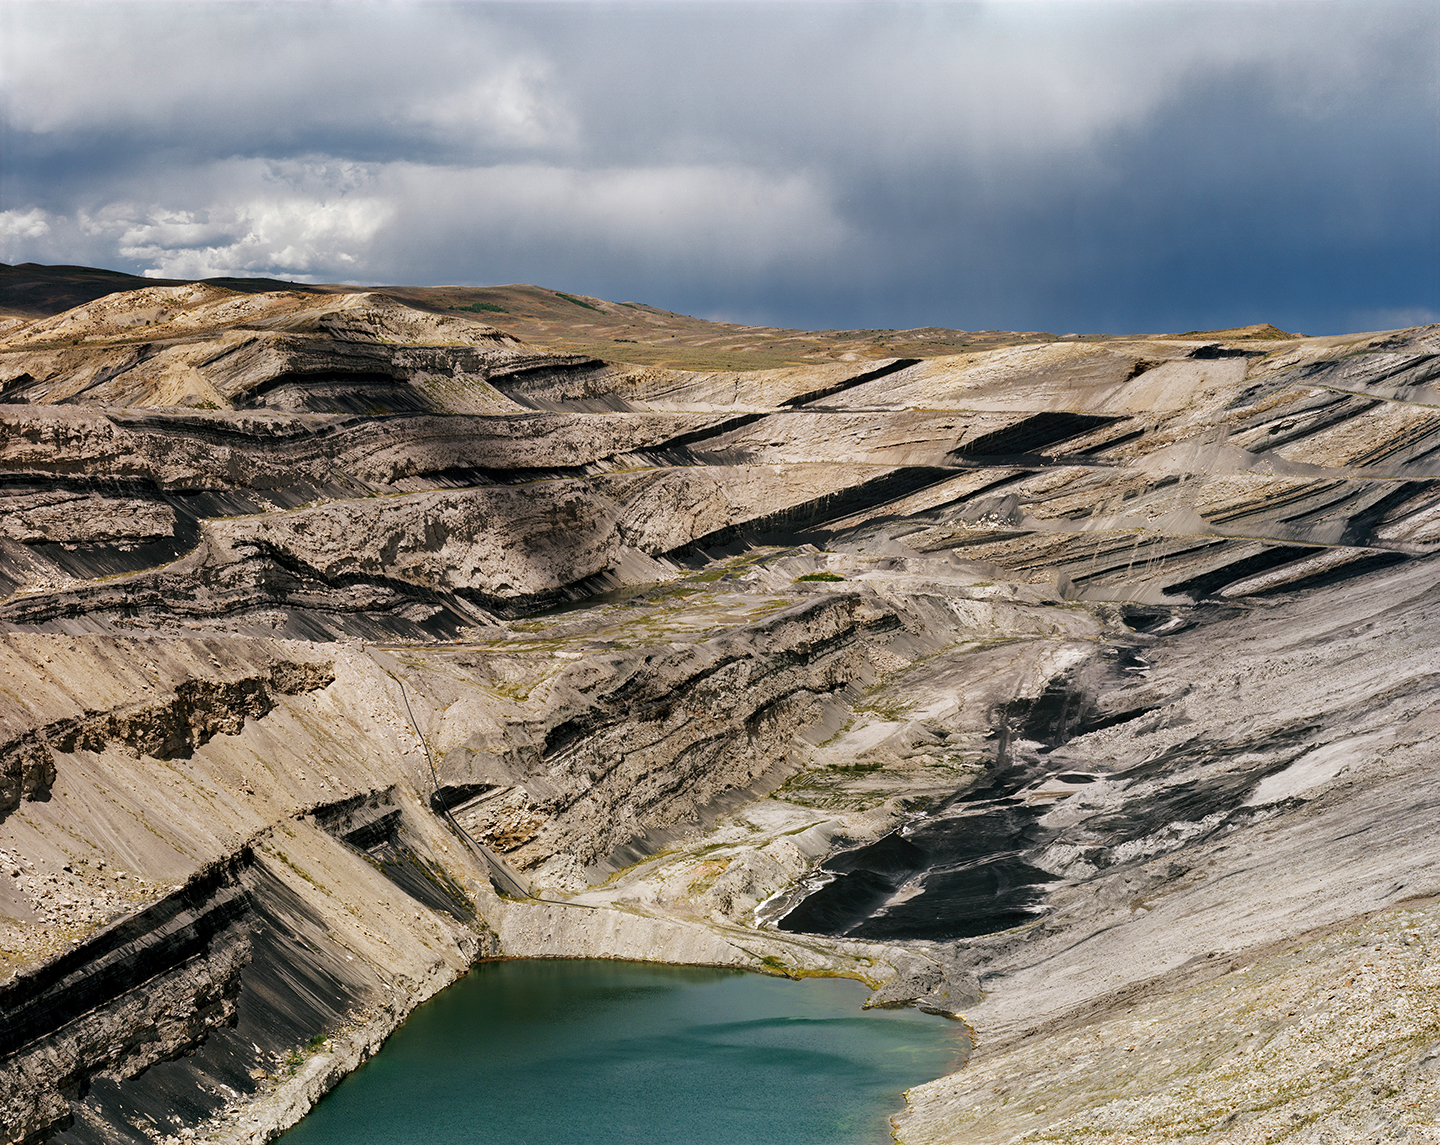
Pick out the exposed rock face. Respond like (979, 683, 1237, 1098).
(1, 275, 1437, 1143)
(2, 661, 334, 818)
(0, 855, 254, 1143)
(430, 593, 898, 881)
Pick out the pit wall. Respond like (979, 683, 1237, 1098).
(0, 597, 967, 1145)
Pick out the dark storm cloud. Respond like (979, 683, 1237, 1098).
(2, 1, 1435, 334)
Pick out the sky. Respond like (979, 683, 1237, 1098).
(1, 1, 1436, 336)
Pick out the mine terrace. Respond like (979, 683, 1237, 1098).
(2, 262, 1438, 1144)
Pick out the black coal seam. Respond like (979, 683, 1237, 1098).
(1346, 420, 1440, 468)
(1086, 762, 1306, 848)
(4, 477, 919, 626)
(542, 658, 731, 759)
(1273, 484, 1396, 528)
(311, 793, 389, 831)
(0, 544, 487, 630)
(57, 346, 155, 402)
(821, 467, 1046, 536)
(614, 730, 743, 804)
(0, 372, 38, 401)
(104, 409, 618, 451)
(453, 579, 622, 622)
(1369, 437, 1440, 470)
(27, 524, 203, 585)
(238, 544, 491, 621)
(1358, 352, 1440, 388)
(534, 728, 722, 824)
(779, 358, 921, 409)
(1246, 397, 1384, 454)
(923, 528, 1037, 552)
(1270, 482, 1437, 542)
(1062, 703, 1160, 738)
(54, 861, 358, 1145)
(338, 810, 402, 851)
(0, 473, 173, 497)
(1256, 550, 1409, 595)
(552, 674, 856, 824)
(1000, 535, 1182, 582)
(54, 762, 498, 1138)
(429, 783, 498, 814)
(364, 839, 477, 922)
(740, 675, 854, 735)
(1206, 481, 1352, 524)
(668, 466, 962, 556)
(3, 437, 647, 494)
(949, 412, 1128, 459)
(573, 658, 850, 764)
(1162, 545, 1317, 598)
(1111, 722, 1324, 785)
(249, 392, 434, 419)
(1187, 345, 1257, 360)
(486, 356, 607, 384)
(0, 476, 370, 515)
(1347, 480, 1440, 535)
(540, 598, 871, 760)
(800, 720, 1324, 944)
(915, 470, 1040, 519)
(104, 411, 360, 445)
(194, 336, 279, 370)
(1230, 389, 1353, 434)
(0, 851, 252, 1058)
(400, 466, 507, 488)
(650, 412, 769, 450)
(391, 463, 609, 489)
(544, 636, 843, 760)
(238, 379, 442, 418)
(1287, 352, 1440, 393)
(1077, 427, 1148, 455)
(234, 368, 406, 402)
(107, 409, 547, 447)
(1069, 536, 1231, 587)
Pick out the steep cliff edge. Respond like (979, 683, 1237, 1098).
(2, 272, 1438, 1143)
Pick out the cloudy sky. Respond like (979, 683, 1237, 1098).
(2, 1, 1436, 335)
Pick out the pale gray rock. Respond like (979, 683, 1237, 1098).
(2, 284, 1439, 1145)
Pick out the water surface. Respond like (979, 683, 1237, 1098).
(279, 959, 967, 1145)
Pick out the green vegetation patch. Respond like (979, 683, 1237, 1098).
(796, 572, 845, 582)
(854, 696, 915, 721)
(451, 301, 508, 314)
(555, 291, 602, 313)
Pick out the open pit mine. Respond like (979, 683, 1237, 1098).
(1, 265, 1438, 1145)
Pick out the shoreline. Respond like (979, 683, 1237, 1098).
(197, 888, 963, 1145)
(203, 892, 1440, 1145)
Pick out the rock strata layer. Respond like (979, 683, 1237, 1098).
(0, 273, 1437, 1144)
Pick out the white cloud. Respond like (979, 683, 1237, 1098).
(409, 60, 575, 149)
(117, 194, 394, 281)
(22, 160, 399, 280)
(0, 208, 52, 242)
(0, 3, 567, 158)
(381, 162, 849, 271)
(1, 2, 1432, 331)
(5, 2, 1417, 172)
(4, 155, 842, 286)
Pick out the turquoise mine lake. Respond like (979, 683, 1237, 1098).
(278, 959, 969, 1145)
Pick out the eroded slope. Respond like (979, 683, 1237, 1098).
(1, 275, 1437, 1145)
